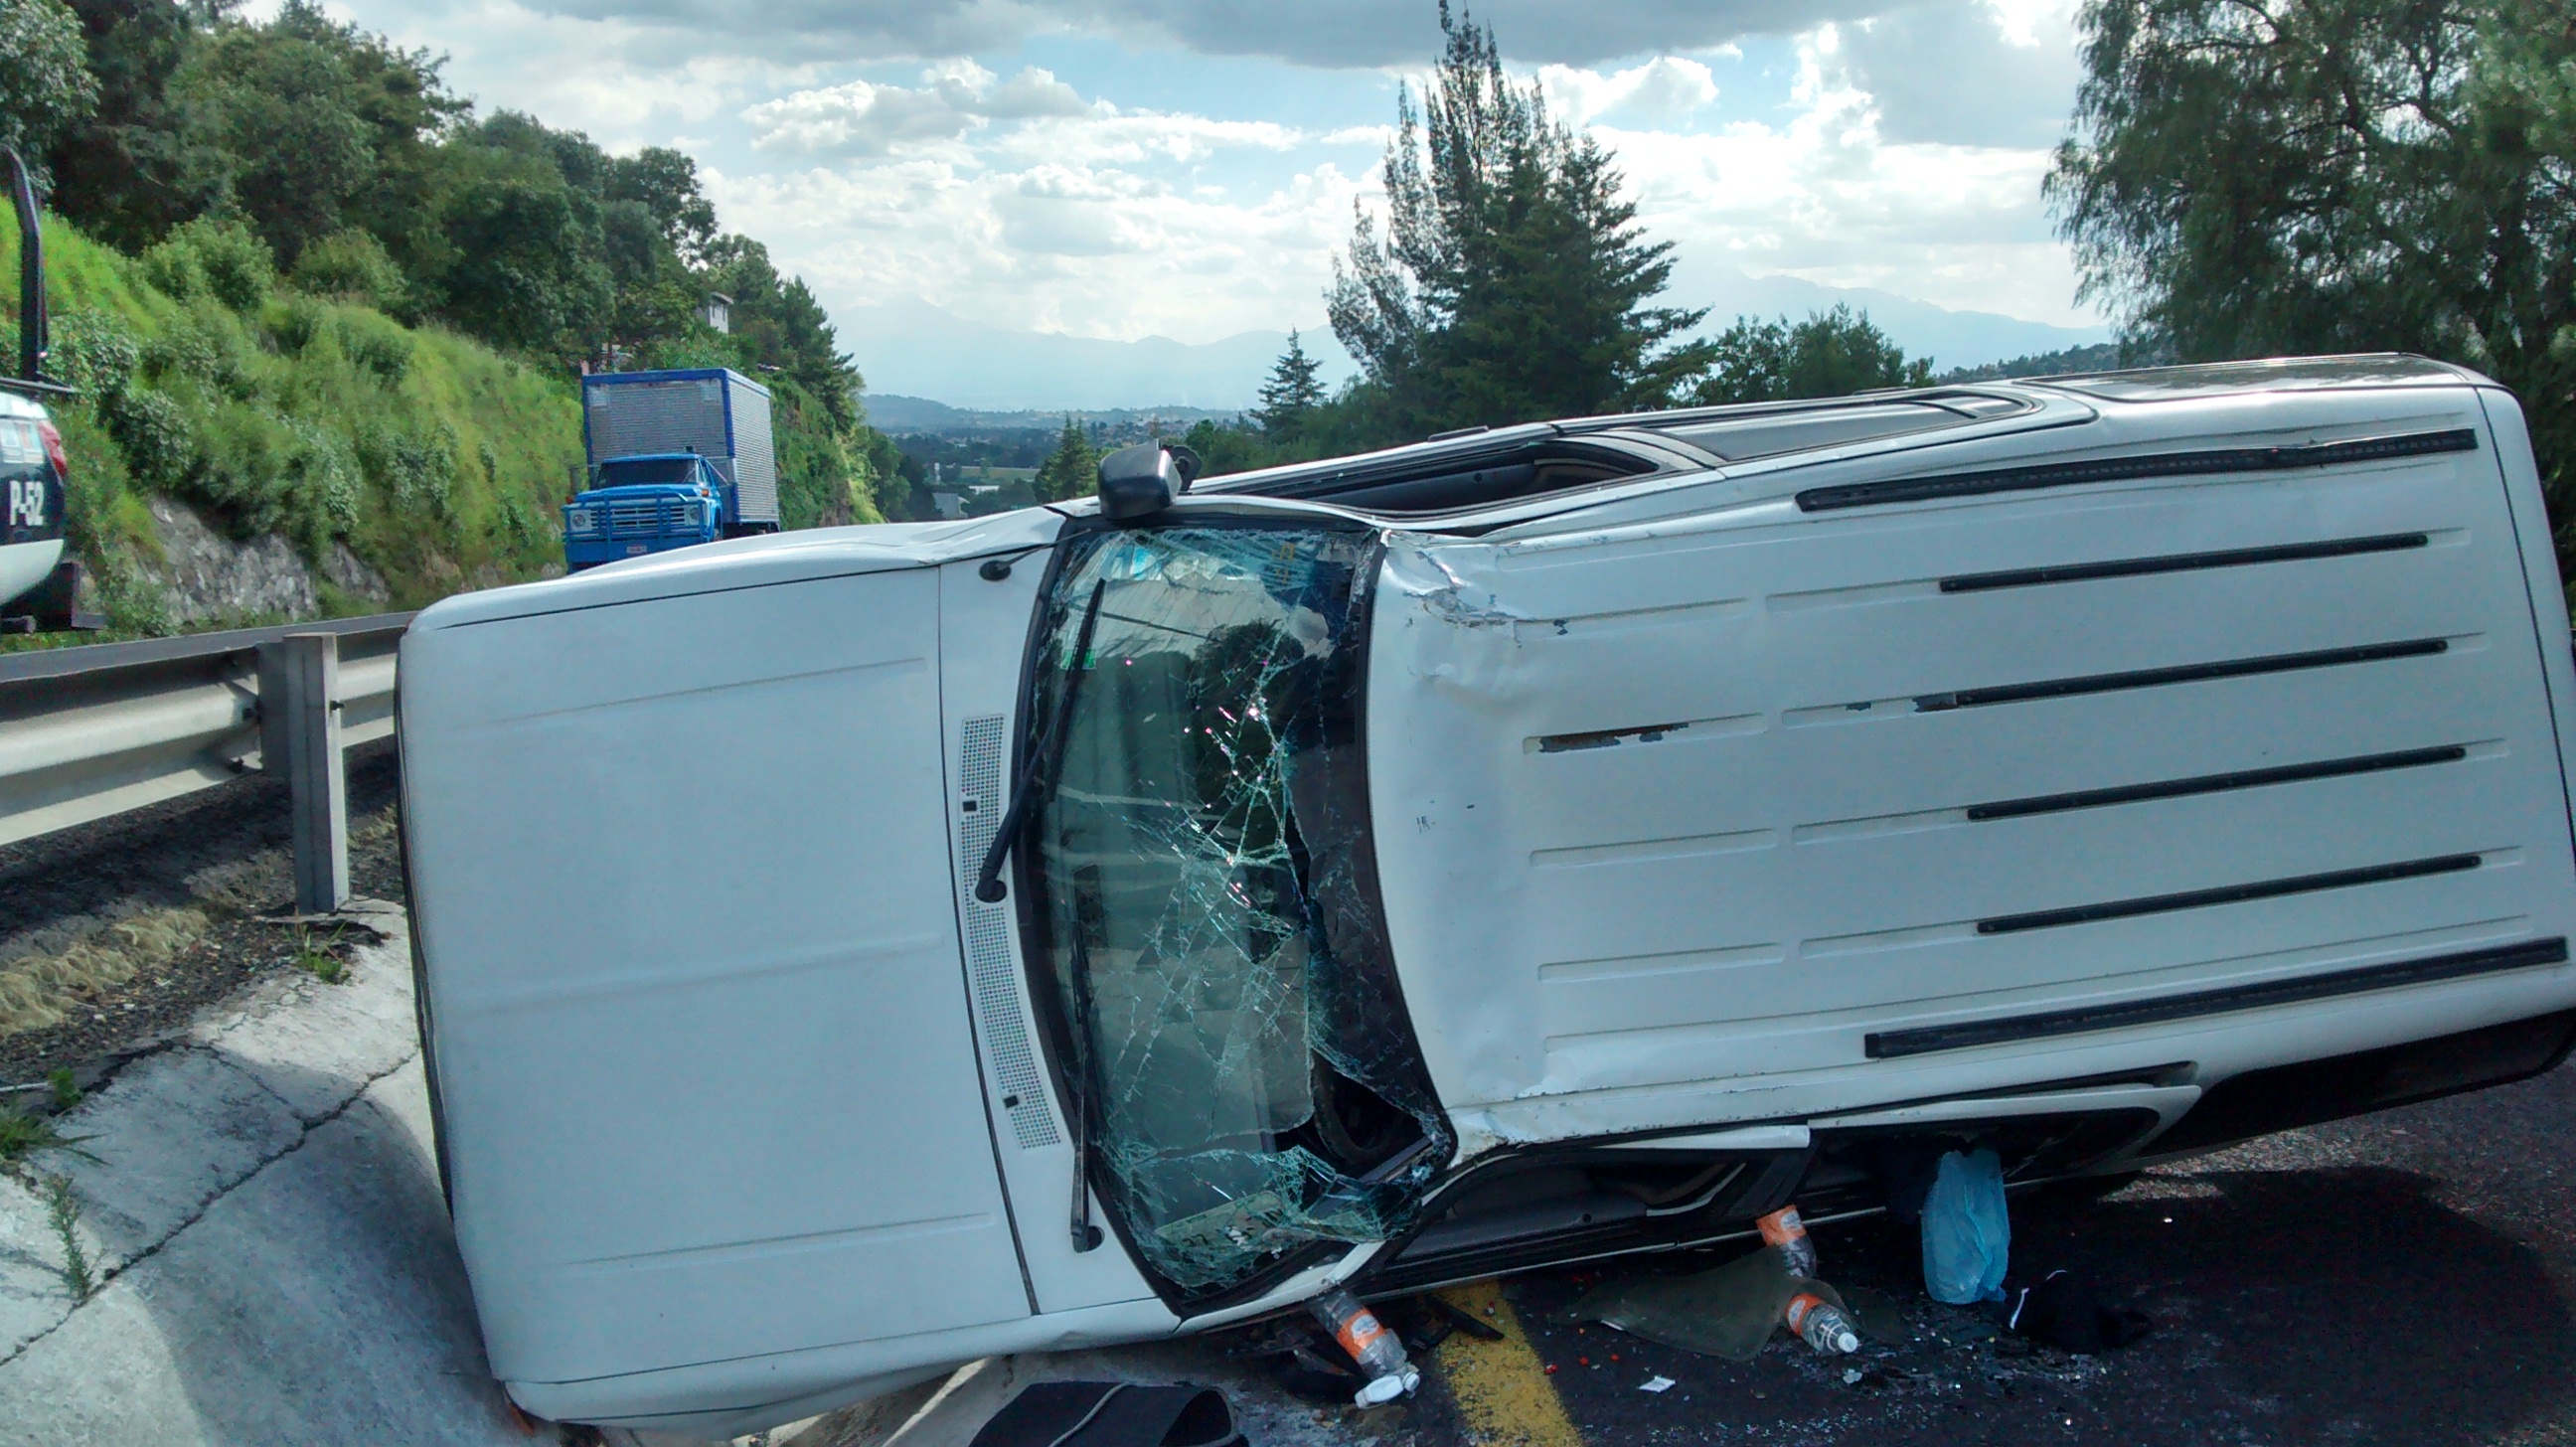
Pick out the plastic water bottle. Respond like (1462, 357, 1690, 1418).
(1784, 1291, 1861, 1355)
(1757, 1205, 1818, 1279)
(1311, 1288, 1421, 1406)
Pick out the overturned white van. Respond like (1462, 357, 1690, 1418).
(400, 356, 2576, 1434)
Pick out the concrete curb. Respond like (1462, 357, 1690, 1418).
(0, 899, 528, 1446)
(0, 899, 419, 1367)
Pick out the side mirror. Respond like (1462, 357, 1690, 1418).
(1096, 443, 1186, 523)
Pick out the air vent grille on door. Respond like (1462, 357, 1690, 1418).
(958, 715, 1061, 1149)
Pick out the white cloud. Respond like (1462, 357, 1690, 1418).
(1537, 57, 1718, 125)
(744, 62, 1093, 156)
(995, 112, 1309, 166)
(981, 64, 1094, 118)
(1832, 0, 2083, 148)
(316, 0, 2108, 365)
(708, 156, 1368, 340)
(1588, 27, 2086, 322)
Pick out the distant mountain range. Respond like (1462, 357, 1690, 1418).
(844, 274, 2114, 414)
(863, 395, 1246, 434)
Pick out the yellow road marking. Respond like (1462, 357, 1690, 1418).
(1433, 1280, 1585, 1447)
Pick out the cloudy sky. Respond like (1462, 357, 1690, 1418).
(311, 0, 2104, 380)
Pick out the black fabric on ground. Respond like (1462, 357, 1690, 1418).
(2006, 1268, 2155, 1354)
(968, 1381, 1242, 1447)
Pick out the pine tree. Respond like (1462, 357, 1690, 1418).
(1033, 414, 1097, 502)
(1254, 330, 1327, 437)
(1327, 4, 1713, 438)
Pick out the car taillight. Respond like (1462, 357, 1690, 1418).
(36, 420, 68, 478)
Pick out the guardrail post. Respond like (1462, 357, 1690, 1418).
(272, 632, 348, 913)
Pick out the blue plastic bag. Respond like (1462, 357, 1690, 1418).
(1921, 1148, 2010, 1304)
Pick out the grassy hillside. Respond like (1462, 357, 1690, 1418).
(3, 214, 585, 634)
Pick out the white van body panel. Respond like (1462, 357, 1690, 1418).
(1367, 380, 2576, 1154)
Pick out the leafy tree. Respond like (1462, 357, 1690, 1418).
(1329, 4, 1713, 439)
(2048, 0, 2576, 540)
(609, 147, 719, 264)
(0, 0, 98, 166)
(1033, 415, 1097, 502)
(427, 123, 613, 356)
(44, 0, 214, 250)
(1692, 305, 1934, 404)
(1254, 329, 1328, 438)
(263, 3, 462, 271)
(702, 235, 859, 428)
(1180, 416, 1275, 478)
(1938, 341, 2128, 383)
(171, 22, 376, 265)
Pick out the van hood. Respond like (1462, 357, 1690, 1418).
(402, 535, 1050, 1390)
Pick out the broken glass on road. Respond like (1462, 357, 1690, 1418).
(1024, 523, 1452, 1295)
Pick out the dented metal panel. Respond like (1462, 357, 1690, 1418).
(1367, 385, 2576, 1151)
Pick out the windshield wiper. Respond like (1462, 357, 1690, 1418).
(1065, 918, 1105, 1251)
(972, 577, 1107, 903)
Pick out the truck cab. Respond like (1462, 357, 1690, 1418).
(566, 367, 779, 573)
(563, 453, 726, 571)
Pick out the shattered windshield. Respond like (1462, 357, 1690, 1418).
(1024, 523, 1453, 1297)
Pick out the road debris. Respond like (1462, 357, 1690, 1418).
(1922, 1149, 2012, 1304)
(2004, 1269, 2154, 1354)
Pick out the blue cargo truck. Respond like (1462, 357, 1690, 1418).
(564, 368, 779, 571)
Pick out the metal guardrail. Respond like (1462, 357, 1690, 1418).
(0, 613, 412, 906)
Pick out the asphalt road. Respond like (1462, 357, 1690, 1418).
(1341, 1062, 2576, 1447)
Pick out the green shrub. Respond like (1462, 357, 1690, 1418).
(290, 230, 405, 311)
(141, 219, 275, 312)
(358, 421, 455, 517)
(142, 309, 254, 400)
(335, 311, 411, 385)
(51, 310, 139, 401)
(283, 417, 360, 535)
(9, 213, 588, 625)
(263, 293, 327, 354)
(193, 401, 299, 535)
(106, 387, 197, 491)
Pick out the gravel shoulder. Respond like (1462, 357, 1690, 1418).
(0, 742, 403, 1092)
